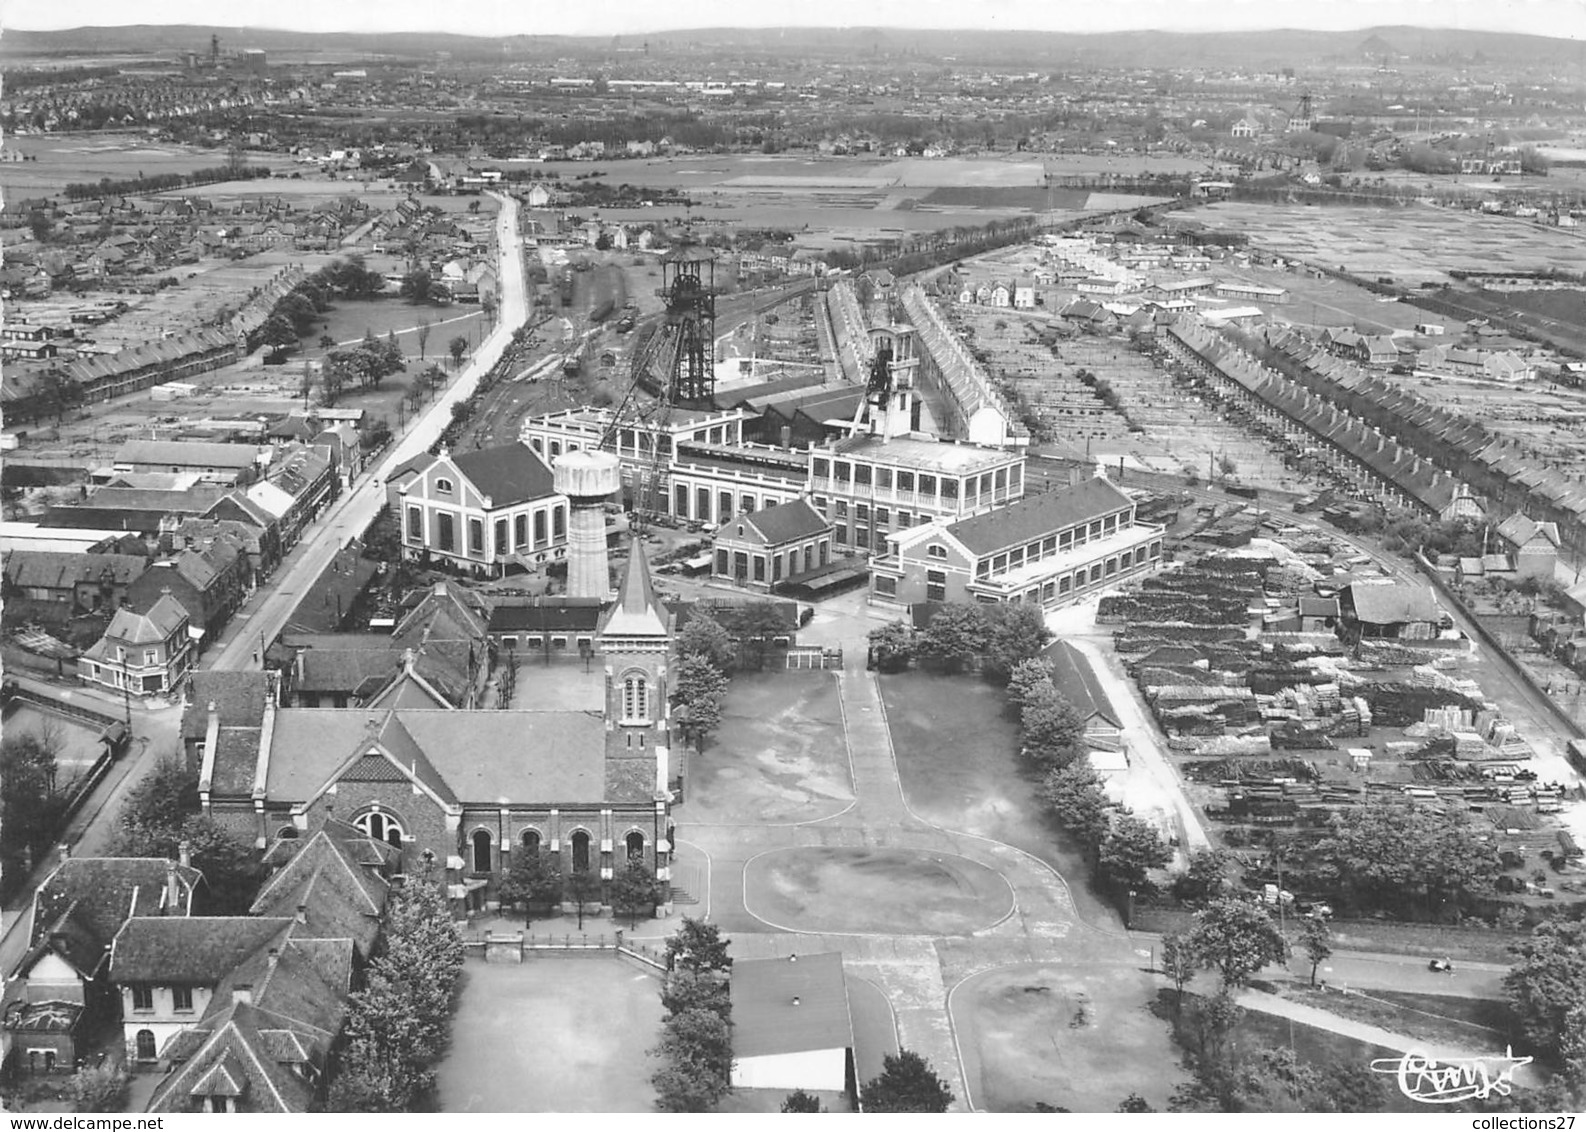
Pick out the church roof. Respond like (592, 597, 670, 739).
(598, 540, 669, 638)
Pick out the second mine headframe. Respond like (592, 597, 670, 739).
(659, 246, 717, 408)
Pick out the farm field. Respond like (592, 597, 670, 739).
(0, 132, 297, 200)
(1198, 201, 1586, 284)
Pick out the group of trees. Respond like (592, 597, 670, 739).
(1290, 803, 1500, 917)
(651, 919, 734, 1111)
(867, 602, 1052, 679)
(321, 330, 407, 406)
(328, 870, 465, 1111)
(61, 163, 271, 202)
(1012, 657, 1171, 894)
(672, 614, 733, 751)
(0, 727, 71, 903)
(111, 756, 263, 914)
(497, 848, 660, 931)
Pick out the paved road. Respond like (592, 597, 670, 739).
(206, 191, 528, 674)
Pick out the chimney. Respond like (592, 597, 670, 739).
(179, 839, 192, 870)
(788, 953, 797, 963)
(267, 947, 280, 971)
(792, 996, 801, 1007)
(58, 843, 71, 864)
(295, 903, 307, 925)
(165, 858, 181, 914)
(779, 425, 793, 450)
(232, 984, 253, 1005)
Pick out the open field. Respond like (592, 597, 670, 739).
(1198, 201, 1586, 284)
(743, 846, 1014, 935)
(0, 132, 297, 201)
(878, 670, 1119, 929)
(952, 962, 1186, 1112)
(678, 671, 852, 826)
(435, 957, 662, 1112)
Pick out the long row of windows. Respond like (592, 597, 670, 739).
(467, 827, 649, 874)
(407, 505, 565, 557)
(811, 457, 1022, 503)
(973, 511, 1131, 578)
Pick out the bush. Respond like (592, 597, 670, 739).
(69, 1065, 130, 1113)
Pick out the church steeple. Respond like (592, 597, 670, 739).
(598, 538, 669, 639)
(598, 539, 671, 802)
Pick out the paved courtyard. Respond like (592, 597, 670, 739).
(435, 957, 663, 1112)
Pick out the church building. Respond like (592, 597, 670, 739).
(195, 544, 676, 914)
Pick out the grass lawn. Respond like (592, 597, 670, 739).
(743, 846, 1013, 935)
(878, 670, 1120, 929)
(435, 957, 663, 1112)
(679, 671, 852, 825)
(316, 297, 490, 360)
(1271, 984, 1512, 1050)
(953, 963, 1187, 1112)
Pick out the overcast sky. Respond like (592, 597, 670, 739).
(5, 0, 1584, 38)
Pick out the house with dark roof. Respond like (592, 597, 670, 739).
(729, 953, 854, 1095)
(271, 582, 488, 709)
(1339, 582, 1444, 641)
(1495, 514, 1561, 581)
(145, 999, 333, 1113)
(1043, 640, 1125, 754)
(870, 473, 1164, 610)
(710, 498, 834, 591)
(386, 443, 567, 578)
(125, 538, 249, 650)
(4, 853, 201, 1073)
(2, 550, 148, 623)
(78, 593, 194, 698)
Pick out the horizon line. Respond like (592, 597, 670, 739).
(3, 20, 1581, 42)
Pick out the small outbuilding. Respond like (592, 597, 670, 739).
(729, 952, 854, 1095)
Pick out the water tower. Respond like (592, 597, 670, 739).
(553, 448, 622, 599)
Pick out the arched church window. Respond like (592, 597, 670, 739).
(354, 810, 405, 848)
(623, 674, 649, 721)
(625, 831, 645, 861)
(471, 829, 492, 874)
(521, 829, 541, 856)
(571, 830, 591, 871)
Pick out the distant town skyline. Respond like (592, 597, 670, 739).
(6, 0, 1585, 41)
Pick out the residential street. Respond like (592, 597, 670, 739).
(205, 190, 528, 673)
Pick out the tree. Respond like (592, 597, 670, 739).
(69, 1064, 130, 1113)
(497, 850, 562, 926)
(660, 966, 731, 1022)
(1160, 932, 1198, 1019)
(1189, 898, 1291, 991)
(650, 1006, 733, 1111)
(448, 335, 469, 368)
(1, 731, 67, 900)
(1310, 803, 1498, 916)
(1300, 915, 1333, 987)
(677, 614, 735, 673)
(611, 859, 659, 927)
(782, 1089, 825, 1112)
(260, 313, 298, 359)
(1039, 759, 1109, 851)
(416, 319, 432, 359)
(916, 604, 990, 673)
(862, 1049, 955, 1113)
(1505, 919, 1586, 1063)
(984, 605, 1052, 682)
(865, 620, 914, 674)
(383, 329, 405, 376)
(672, 655, 727, 751)
(1005, 657, 1053, 714)
(664, 917, 732, 975)
(1021, 683, 1086, 769)
(318, 334, 337, 351)
(565, 867, 602, 930)
(37, 368, 85, 425)
(1172, 847, 1235, 904)
(400, 269, 433, 303)
(1116, 1093, 1156, 1113)
(1097, 812, 1172, 893)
